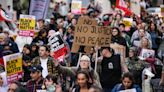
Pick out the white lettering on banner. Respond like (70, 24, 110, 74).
(48, 32, 65, 52)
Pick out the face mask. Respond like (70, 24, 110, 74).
(47, 85, 56, 92)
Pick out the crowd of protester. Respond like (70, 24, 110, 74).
(0, 0, 164, 92)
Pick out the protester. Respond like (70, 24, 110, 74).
(44, 74, 62, 92)
(72, 70, 92, 92)
(32, 45, 58, 78)
(55, 55, 101, 89)
(112, 72, 142, 92)
(125, 47, 145, 87)
(22, 44, 32, 82)
(0, 72, 8, 92)
(8, 81, 22, 92)
(99, 47, 122, 92)
(26, 65, 45, 92)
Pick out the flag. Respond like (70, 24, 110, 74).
(0, 9, 11, 21)
(116, 0, 132, 16)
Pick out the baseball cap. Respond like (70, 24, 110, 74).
(30, 65, 43, 72)
(80, 55, 90, 62)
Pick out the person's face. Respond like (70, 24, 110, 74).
(80, 60, 90, 69)
(67, 27, 72, 33)
(8, 83, 18, 92)
(116, 14, 121, 20)
(32, 46, 37, 51)
(139, 30, 145, 37)
(22, 47, 30, 54)
(50, 19, 55, 24)
(71, 19, 77, 25)
(39, 46, 47, 57)
(30, 71, 40, 81)
(129, 50, 135, 58)
(122, 77, 133, 89)
(119, 25, 125, 31)
(112, 29, 118, 36)
(0, 76, 3, 86)
(45, 78, 54, 88)
(38, 21, 44, 28)
(42, 32, 47, 37)
(141, 38, 149, 48)
(150, 23, 155, 30)
(137, 23, 142, 30)
(0, 36, 5, 43)
(77, 73, 88, 87)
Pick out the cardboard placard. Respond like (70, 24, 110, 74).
(74, 25, 111, 46)
(48, 32, 66, 61)
(110, 43, 126, 64)
(71, 16, 98, 53)
(77, 16, 97, 25)
(19, 15, 35, 37)
(3, 53, 23, 83)
(71, 0, 82, 14)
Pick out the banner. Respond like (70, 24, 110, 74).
(0, 9, 11, 21)
(48, 32, 66, 61)
(71, 0, 82, 14)
(3, 53, 23, 83)
(29, 0, 50, 20)
(19, 14, 36, 37)
(130, 0, 141, 17)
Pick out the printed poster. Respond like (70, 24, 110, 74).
(48, 32, 66, 61)
(19, 14, 35, 37)
(71, 0, 82, 14)
(3, 53, 23, 83)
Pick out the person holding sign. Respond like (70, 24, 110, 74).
(99, 47, 122, 92)
(111, 27, 128, 57)
(112, 72, 142, 92)
(54, 55, 101, 89)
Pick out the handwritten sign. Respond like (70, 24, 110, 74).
(110, 44, 126, 72)
(71, 16, 98, 53)
(19, 14, 35, 37)
(3, 53, 23, 83)
(74, 25, 111, 46)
